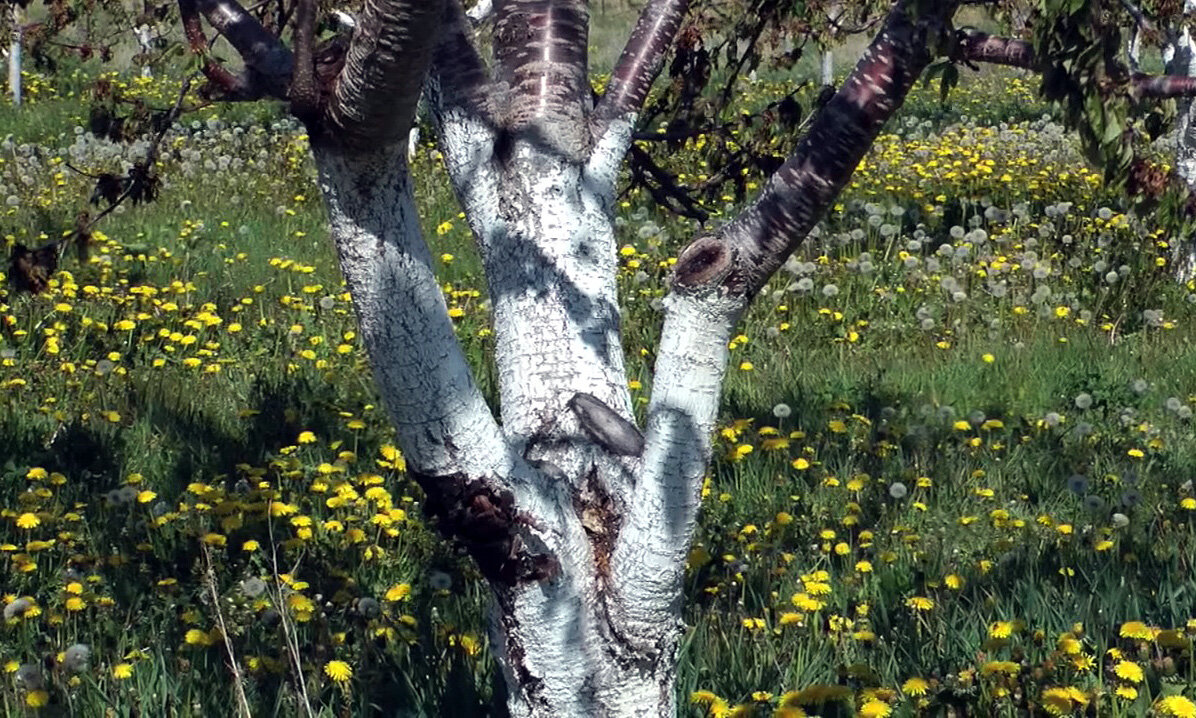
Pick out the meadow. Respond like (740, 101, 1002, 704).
(1, 50, 1196, 718)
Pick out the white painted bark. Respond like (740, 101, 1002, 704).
(1164, 3, 1196, 280)
(7, 6, 20, 107)
(314, 140, 685, 717)
(134, 24, 155, 78)
(611, 291, 740, 649)
(313, 146, 510, 479)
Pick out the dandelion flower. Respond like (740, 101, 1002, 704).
(112, 663, 133, 680)
(324, 660, 352, 683)
(906, 596, 934, 611)
(385, 583, 411, 601)
(1114, 660, 1143, 683)
(1156, 696, 1196, 717)
(15, 513, 40, 529)
(1120, 621, 1153, 640)
(902, 677, 929, 696)
(25, 690, 49, 708)
(859, 698, 892, 717)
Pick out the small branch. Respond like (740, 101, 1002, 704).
(201, 544, 252, 718)
(1120, 0, 1156, 37)
(594, 0, 690, 125)
(84, 76, 191, 231)
(627, 144, 708, 221)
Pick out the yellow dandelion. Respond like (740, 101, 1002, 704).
(1156, 696, 1196, 717)
(324, 660, 352, 683)
(906, 596, 934, 611)
(859, 698, 892, 717)
(385, 583, 411, 601)
(902, 677, 929, 697)
(1040, 687, 1074, 716)
(1114, 660, 1143, 684)
(1120, 621, 1154, 640)
(112, 663, 133, 680)
(26, 690, 49, 707)
(16, 513, 40, 530)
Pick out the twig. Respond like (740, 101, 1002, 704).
(266, 512, 316, 718)
(201, 543, 253, 718)
(83, 75, 192, 232)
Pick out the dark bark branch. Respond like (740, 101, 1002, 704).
(288, 0, 318, 121)
(428, 0, 490, 112)
(179, 0, 271, 100)
(957, 30, 1196, 100)
(1130, 72, 1196, 99)
(680, 1, 954, 295)
(196, 0, 293, 89)
(179, 0, 208, 53)
(628, 144, 709, 221)
(594, 0, 689, 124)
(493, 0, 590, 153)
(325, 0, 444, 151)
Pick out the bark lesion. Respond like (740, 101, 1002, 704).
(414, 471, 560, 585)
(573, 466, 621, 580)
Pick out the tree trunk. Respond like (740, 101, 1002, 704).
(311, 136, 685, 716)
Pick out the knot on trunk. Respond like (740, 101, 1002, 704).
(568, 393, 644, 457)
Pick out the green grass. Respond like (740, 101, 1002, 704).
(1, 47, 1195, 718)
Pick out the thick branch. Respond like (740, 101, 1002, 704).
(325, 0, 443, 150)
(594, 0, 689, 125)
(720, 2, 949, 293)
(958, 31, 1196, 100)
(288, 0, 318, 121)
(179, 0, 265, 100)
(313, 147, 511, 483)
(493, 0, 591, 155)
(611, 0, 958, 650)
(196, 0, 292, 87)
(425, 0, 500, 254)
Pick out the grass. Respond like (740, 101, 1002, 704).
(1, 32, 1196, 718)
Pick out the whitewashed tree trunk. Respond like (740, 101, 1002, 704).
(7, 5, 20, 107)
(1164, 4, 1196, 280)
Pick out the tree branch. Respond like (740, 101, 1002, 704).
(594, 0, 689, 126)
(288, 0, 318, 122)
(196, 0, 292, 90)
(425, 0, 500, 254)
(611, 0, 958, 650)
(957, 30, 1196, 100)
(493, 0, 591, 156)
(324, 0, 443, 151)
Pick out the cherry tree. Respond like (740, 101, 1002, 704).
(131, 0, 1196, 714)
